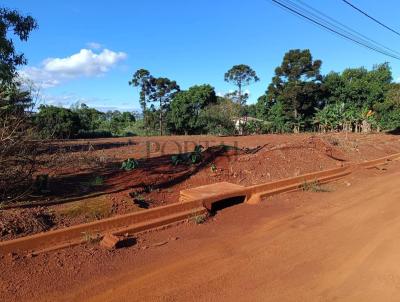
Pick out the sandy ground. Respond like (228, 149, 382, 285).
(2, 159, 400, 301)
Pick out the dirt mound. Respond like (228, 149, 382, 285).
(0, 208, 54, 241)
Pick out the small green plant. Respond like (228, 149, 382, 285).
(121, 158, 139, 171)
(190, 145, 203, 164)
(191, 213, 208, 224)
(90, 176, 103, 186)
(171, 145, 204, 166)
(210, 163, 217, 173)
(171, 155, 182, 166)
(133, 192, 145, 202)
(301, 180, 330, 192)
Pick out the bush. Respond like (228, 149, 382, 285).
(243, 119, 272, 134)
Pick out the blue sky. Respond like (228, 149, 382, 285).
(4, 0, 400, 111)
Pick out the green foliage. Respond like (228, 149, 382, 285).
(267, 101, 292, 133)
(0, 7, 38, 83)
(224, 64, 259, 106)
(129, 69, 180, 135)
(374, 83, 400, 130)
(171, 155, 182, 166)
(86, 176, 104, 187)
(98, 109, 137, 136)
(190, 144, 203, 164)
(35, 103, 139, 138)
(168, 84, 217, 134)
(191, 213, 208, 224)
(121, 158, 139, 171)
(243, 119, 272, 134)
(129, 69, 151, 111)
(325, 63, 391, 110)
(171, 145, 204, 166)
(71, 103, 104, 131)
(35, 105, 81, 139)
(198, 97, 237, 135)
(267, 49, 323, 132)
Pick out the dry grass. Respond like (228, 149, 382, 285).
(58, 196, 112, 220)
(301, 180, 331, 193)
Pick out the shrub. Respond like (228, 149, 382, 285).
(171, 145, 203, 166)
(121, 158, 139, 171)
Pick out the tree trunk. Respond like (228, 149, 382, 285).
(361, 119, 371, 133)
(293, 108, 299, 133)
(159, 99, 163, 136)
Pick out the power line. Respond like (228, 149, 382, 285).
(341, 0, 400, 37)
(294, 0, 400, 56)
(270, 0, 400, 60)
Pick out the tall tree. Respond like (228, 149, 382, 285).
(267, 49, 323, 132)
(168, 84, 217, 134)
(129, 69, 151, 111)
(129, 70, 179, 135)
(224, 64, 259, 134)
(0, 7, 38, 83)
(147, 77, 180, 135)
(224, 64, 259, 107)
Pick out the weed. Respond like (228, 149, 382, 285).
(171, 144, 204, 166)
(210, 163, 217, 173)
(89, 176, 103, 186)
(121, 158, 139, 171)
(191, 213, 208, 224)
(171, 155, 182, 166)
(132, 192, 149, 208)
(82, 231, 100, 244)
(301, 180, 330, 192)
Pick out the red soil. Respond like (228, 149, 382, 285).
(2, 156, 400, 301)
(1, 133, 399, 240)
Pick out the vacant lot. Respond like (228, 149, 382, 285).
(2, 148, 400, 301)
(1, 133, 400, 241)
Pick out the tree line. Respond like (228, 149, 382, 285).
(31, 51, 400, 138)
(125, 49, 399, 136)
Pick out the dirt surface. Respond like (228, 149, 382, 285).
(1, 133, 400, 240)
(2, 159, 400, 301)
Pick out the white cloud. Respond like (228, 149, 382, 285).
(86, 42, 102, 49)
(37, 92, 139, 112)
(20, 48, 127, 88)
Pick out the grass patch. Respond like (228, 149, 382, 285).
(59, 196, 112, 220)
(301, 180, 330, 192)
(81, 231, 101, 244)
(191, 213, 208, 224)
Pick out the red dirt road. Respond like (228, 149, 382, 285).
(2, 161, 400, 301)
